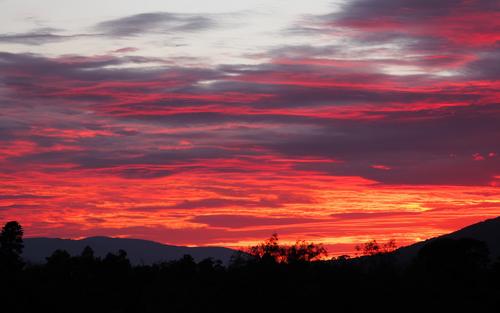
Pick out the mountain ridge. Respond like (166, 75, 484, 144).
(395, 216, 500, 263)
(22, 236, 238, 265)
(22, 216, 500, 265)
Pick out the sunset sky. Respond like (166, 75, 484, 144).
(0, 0, 499, 255)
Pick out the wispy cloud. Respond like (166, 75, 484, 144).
(0, 28, 94, 45)
(94, 12, 216, 37)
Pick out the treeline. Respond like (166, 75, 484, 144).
(1, 221, 500, 313)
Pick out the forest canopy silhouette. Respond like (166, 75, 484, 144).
(1, 221, 500, 313)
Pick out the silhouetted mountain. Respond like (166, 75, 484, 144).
(23, 236, 237, 265)
(3, 220, 500, 312)
(395, 217, 500, 263)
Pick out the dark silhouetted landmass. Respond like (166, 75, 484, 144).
(23, 236, 237, 265)
(1, 218, 500, 313)
(395, 216, 500, 263)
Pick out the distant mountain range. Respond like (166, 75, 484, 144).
(22, 217, 500, 265)
(23, 237, 238, 265)
(395, 216, 500, 263)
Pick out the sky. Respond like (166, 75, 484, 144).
(0, 0, 499, 255)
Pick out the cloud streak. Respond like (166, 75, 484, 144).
(0, 28, 94, 45)
(95, 12, 215, 37)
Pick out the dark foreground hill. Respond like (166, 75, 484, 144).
(1, 218, 500, 313)
(23, 236, 237, 265)
(395, 216, 500, 263)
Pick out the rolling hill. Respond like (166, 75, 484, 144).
(395, 216, 500, 263)
(22, 236, 238, 265)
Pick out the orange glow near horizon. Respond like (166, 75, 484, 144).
(1, 161, 499, 255)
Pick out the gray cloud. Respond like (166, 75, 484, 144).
(0, 194, 54, 200)
(331, 0, 499, 25)
(0, 28, 94, 45)
(169, 195, 310, 210)
(293, 0, 499, 59)
(190, 214, 321, 228)
(114, 168, 173, 179)
(331, 211, 421, 220)
(95, 12, 215, 37)
(463, 47, 500, 80)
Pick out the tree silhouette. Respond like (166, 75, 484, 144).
(0, 221, 24, 270)
(248, 233, 327, 263)
(103, 249, 131, 270)
(355, 239, 397, 256)
(248, 233, 284, 263)
(81, 245, 95, 260)
(286, 239, 327, 263)
(46, 249, 71, 266)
